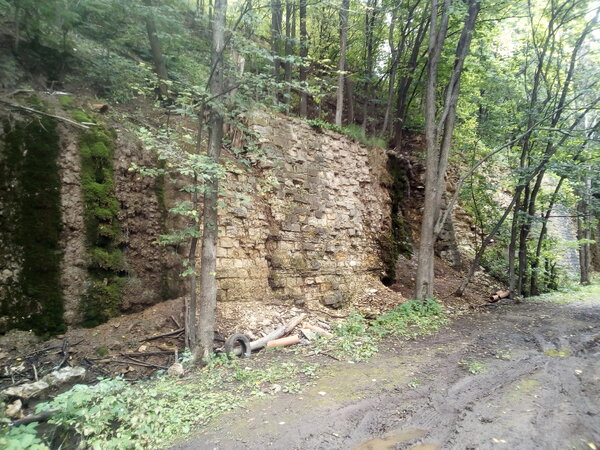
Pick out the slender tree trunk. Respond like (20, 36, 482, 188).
(415, 0, 480, 300)
(578, 176, 592, 285)
(381, 7, 398, 136)
(414, 0, 449, 300)
(284, 0, 293, 108)
(299, 0, 308, 117)
(144, 2, 170, 98)
(195, 0, 226, 363)
(335, 0, 349, 127)
(530, 176, 565, 296)
(361, 0, 378, 137)
(271, 0, 283, 81)
(346, 75, 355, 124)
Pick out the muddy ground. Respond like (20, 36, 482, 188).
(176, 292, 600, 450)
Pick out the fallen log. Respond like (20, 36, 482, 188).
(304, 324, 333, 337)
(231, 314, 307, 356)
(266, 335, 300, 348)
(490, 290, 510, 303)
(0, 99, 89, 129)
(249, 314, 306, 351)
(11, 409, 59, 426)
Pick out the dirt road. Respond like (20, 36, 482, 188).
(177, 293, 600, 449)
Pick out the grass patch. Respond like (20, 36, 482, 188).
(306, 119, 388, 148)
(313, 297, 448, 362)
(530, 279, 600, 304)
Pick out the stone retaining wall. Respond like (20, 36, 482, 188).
(212, 114, 391, 307)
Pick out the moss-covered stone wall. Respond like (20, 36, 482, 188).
(0, 117, 65, 335)
(79, 127, 126, 327)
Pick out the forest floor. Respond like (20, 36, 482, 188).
(175, 284, 600, 450)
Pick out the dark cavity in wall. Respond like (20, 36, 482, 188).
(380, 153, 413, 286)
(79, 126, 127, 327)
(0, 116, 65, 335)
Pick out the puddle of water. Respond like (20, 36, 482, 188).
(353, 428, 428, 450)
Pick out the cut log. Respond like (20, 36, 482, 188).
(244, 314, 306, 352)
(489, 290, 510, 302)
(266, 335, 300, 348)
(91, 103, 109, 113)
(304, 324, 333, 337)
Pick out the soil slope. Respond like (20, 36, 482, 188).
(176, 290, 600, 450)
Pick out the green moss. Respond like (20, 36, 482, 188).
(0, 118, 65, 335)
(95, 346, 109, 357)
(72, 109, 94, 123)
(79, 126, 126, 327)
(58, 95, 74, 108)
(380, 154, 413, 285)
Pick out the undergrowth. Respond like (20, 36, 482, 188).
(306, 119, 388, 148)
(0, 355, 318, 450)
(0, 298, 447, 449)
(315, 297, 448, 362)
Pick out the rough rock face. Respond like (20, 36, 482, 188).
(112, 128, 182, 311)
(57, 124, 87, 325)
(211, 115, 391, 307)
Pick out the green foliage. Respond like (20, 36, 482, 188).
(333, 312, 379, 361)
(0, 116, 65, 336)
(79, 126, 126, 326)
(460, 360, 487, 375)
(373, 298, 448, 339)
(58, 95, 74, 108)
(28, 355, 317, 448)
(307, 118, 343, 134)
(0, 423, 48, 450)
(315, 298, 447, 361)
(306, 120, 388, 148)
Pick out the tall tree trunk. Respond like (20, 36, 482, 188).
(414, 0, 449, 300)
(361, 0, 378, 136)
(195, 0, 226, 362)
(346, 75, 355, 124)
(578, 176, 592, 285)
(271, 0, 283, 81)
(335, 0, 349, 127)
(530, 176, 565, 296)
(284, 0, 293, 108)
(298, 0, 308, 117)
(144, 2, 169, 98)
(393, 7, 429, 146)
(415, 0, 480, 300)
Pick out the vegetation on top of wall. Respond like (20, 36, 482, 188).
(0, 116, 65, 336)
(78, 125, 126, 327)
